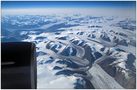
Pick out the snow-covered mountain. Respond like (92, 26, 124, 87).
(1, 14, 136, 89)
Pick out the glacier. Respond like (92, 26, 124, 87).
(1, 14, 136, 89)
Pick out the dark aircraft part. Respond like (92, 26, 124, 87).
(1, 42, 37, 89)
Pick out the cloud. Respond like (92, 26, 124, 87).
(2, 8, 135, 18)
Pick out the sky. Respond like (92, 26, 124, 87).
(1, 1, 136, 18)
(2, 1, 136, 9)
